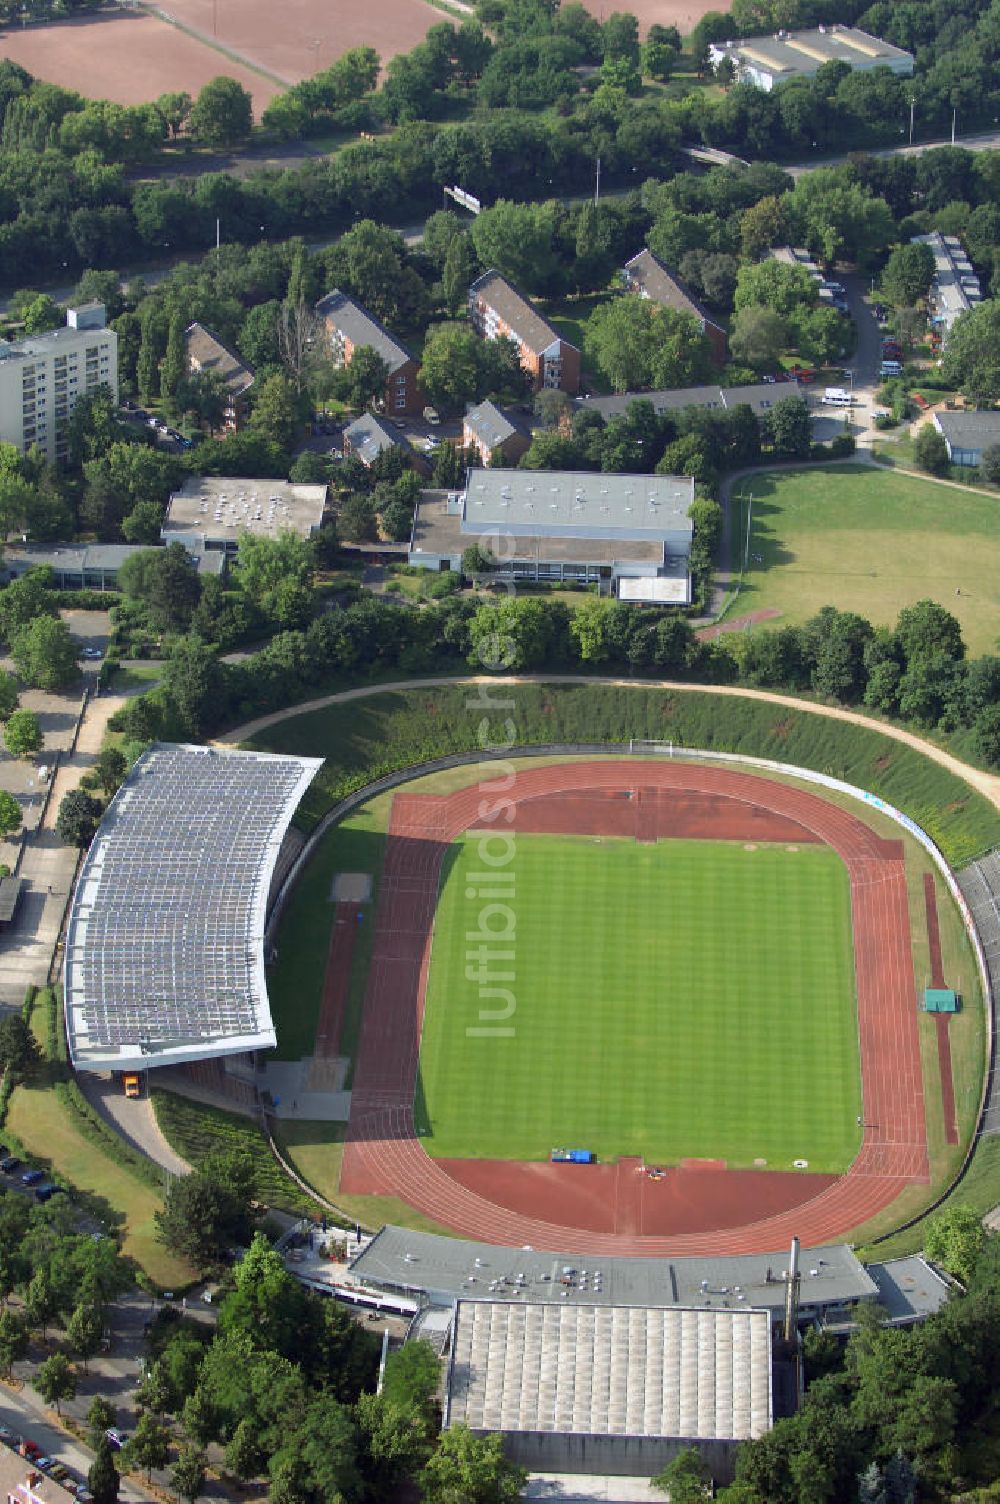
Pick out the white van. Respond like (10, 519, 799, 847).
(880, 360, 903, 376)
(822, 388, 853, 406)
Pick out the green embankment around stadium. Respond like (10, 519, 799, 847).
(416, 833, 861, 1171)
(251, 681, 998, 1249)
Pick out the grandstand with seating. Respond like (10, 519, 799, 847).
(63, 743, 322, 1073)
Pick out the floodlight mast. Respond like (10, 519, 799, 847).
(782, 1235, 801, 1345)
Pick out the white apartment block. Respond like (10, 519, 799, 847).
(0, 304, 117, 465)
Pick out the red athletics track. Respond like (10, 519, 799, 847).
(341, 762, 928, 1254)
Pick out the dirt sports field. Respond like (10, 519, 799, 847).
(0, 12, 281, 115)
(339, 760, 936, 1256)
(0, 0, 724, 114)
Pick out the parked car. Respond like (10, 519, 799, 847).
(35, 1458, 56, 1474)
(48, 1464, 70, 1483)
(82, 647, 102, 660)
(0, 1157, 20, 1173)
(105, 1430, 127, 1451)
(20, 1441, 41, 1458)
(35, 1184, 64, 1203)
(0, 1426, 17, 1445)
(422, 406, 441, 424)
(391, 418, 407, 430)
(21, 1168, 44, 1186)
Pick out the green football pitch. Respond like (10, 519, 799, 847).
(416, 834, 862, 1171)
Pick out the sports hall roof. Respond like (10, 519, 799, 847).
(445, 1300, 772, 1441)
(64, 743, 322, 1073)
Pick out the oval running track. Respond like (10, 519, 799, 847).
(340, 760, 929, 1255)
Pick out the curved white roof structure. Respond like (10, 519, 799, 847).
(64, 743, 322, 1073)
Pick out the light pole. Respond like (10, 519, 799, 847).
(951, 106, 957, 145)
(908, 95, 915, 146)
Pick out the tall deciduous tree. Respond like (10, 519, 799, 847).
(189, 77, 253, 146)
(3, 707, 41, 759)
(421, 1424, 526, 1504)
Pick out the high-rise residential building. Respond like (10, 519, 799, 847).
(0, 304, 117, 465)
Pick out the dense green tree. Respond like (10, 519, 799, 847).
(249, 371, 300, 450)
(3, 708, 41, 759)
(161, 634, 224, 738)
(123, 1410, 170, 1481)
(584, 298, 713, 392)
(914, 423, 950, 476)
(729, 306, 788, 369)
(0, 1014, 40, 1076)
(235, 532, 314, 628)
(340, 346, 390, 411)
(121, 499, 165, 545)
(0, 791, 21, 841)
(0, 1308, 27, 1377)
(171, 1445, 206, 1504)
(160, 312, 186, 400)
(37, 1351, 76, 1414)
(895, 599, 964, 665)
(764, 396, 811, 458)
(12, 615, 79, 691)
(442, 231, 476, 314)
(224, 1416, 265, 1483)
(0, 569, 57, 645)
(87, 1436, 120, 1504)
(118, 543, 201, 634)
(189, 76, 253, 146)
(734, 260, 816, 319)
(653, 1446, 711, 1500)
(468, 596, 568, 672)
(56, 788, 103, 849)
(923, 1205, 986, 1283)
(86, 1396, 116, 1452)
(421, 1424, 526, 1504)
(881, 242, 936, 309)
(419, 323, 483, 412)
(67, 1302, 104, 1373)
(941, 300, 1000, 403)
(0, 672, 19, 723)
(156, 1151, 255, 1266)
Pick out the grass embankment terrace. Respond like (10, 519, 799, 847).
(247, 682, 1000, 867)
(733, 466, 1000, 656)
(416, 832, 861, 1171)
(151, 1091, 318, 1217)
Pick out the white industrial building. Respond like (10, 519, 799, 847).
(709, 26, 913, 91)
(409, 469, 695, 601)
(0, 305, 117, 465)
(64, 744, 322, 1074)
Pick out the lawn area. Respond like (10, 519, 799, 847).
(539, 291, 615, 395)
(416, 833, 861, 1170)
(267, 812, 386, 1061)
(274, 1119, 457, 1236)
(5, 1080, 193, 1289)
(735, 465, 1000, 655)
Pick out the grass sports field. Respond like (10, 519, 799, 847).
(417, 833, 862, 1171)
(734, 466, 1000, 656)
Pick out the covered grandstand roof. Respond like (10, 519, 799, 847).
(445, 1300, 772, 1441)
(64, 744, 322, 1073)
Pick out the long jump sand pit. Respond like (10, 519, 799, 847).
(154, 0, 446, 84)
(0, 11, 280, 114)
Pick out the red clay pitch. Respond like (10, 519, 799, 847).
(340, 761, 930, 1254)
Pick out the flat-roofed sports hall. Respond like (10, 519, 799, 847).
(64, 743, 322, 1073)
(340, 760, 931, 1254)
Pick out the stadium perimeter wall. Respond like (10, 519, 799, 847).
(262, 740, 994, 1239)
